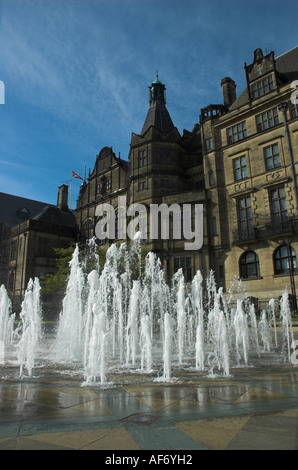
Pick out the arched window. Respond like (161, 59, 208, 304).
(83, 219, 93, 242)
(240, 251, 260, 279)
(274, 244, 298, 275)
(115, 209, 126, 240)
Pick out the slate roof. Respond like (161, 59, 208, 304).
(229, 46, 298, 111)
(0, 192, 76, 229)
(141, 101, 175, 135)
(276, 46, 298, 82)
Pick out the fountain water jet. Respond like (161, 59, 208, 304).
(259, 310, 271, 352)
(0, 238, 297, 383)
(55, 245, 85, 363)
(192, 271, 205, 371)
(279, 289, 295, 362)
(0, 285, 15, 346)
(17, 278, 42, 377)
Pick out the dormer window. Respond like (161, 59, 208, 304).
(251, 75, 274, 99)
(96, 176, 111, 195)
(17, 207, 29, 220)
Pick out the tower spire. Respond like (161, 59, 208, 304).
(141, 72, 174, 135)
(149, 71, 166, 104)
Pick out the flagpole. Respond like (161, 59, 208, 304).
(70, 170, 73, 210)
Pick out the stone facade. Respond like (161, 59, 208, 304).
(0, 186, 76, 308)
(76, 74, 207, 284)
(200, 47, 298, 305)
(77, 46, 298, 307)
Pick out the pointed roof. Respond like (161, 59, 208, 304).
(0, 192, 76, 229)
(141, 73, 175, 135)
(152, 70, 164, 85)
(229, 46, 298, 111)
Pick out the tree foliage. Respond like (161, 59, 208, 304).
(40, 240, 151, 319)
(41, 244, 76, 296)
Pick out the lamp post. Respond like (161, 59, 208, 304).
(278, 102, 298, 213)
(278, 101, 297, 312)
(20, 232, 27, 302)
(285, 239, 297, 312)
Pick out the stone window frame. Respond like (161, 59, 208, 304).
(9, 239, 18, 261)
(138, 149, 147, 168)
(289, 101, 298, 119)
(212, 216, 218, 236)
(83, 218, 93, 241)
(251, 74, 274, 99)
(233, 155, 248, 181)
(269, 185, 288, 225)
(273, 244, 298, 275)
(96, 176, 112, 195)
(227, 121, 247, 144)
(239, 250, 260, 279)
(106, 178, 112, 191)
(174, 256, 192, 282)
(256, 107, 279, 132)
(236, 194, 254, 238)
(138, 180, 147, 191)
(209, 170, 215, 186)
(205, 137, 213, 151)
(263, 142, 281, 171)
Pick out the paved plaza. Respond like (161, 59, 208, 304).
(0, 351, 298, 451)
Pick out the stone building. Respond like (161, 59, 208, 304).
(0, 185, 76, 308)
(201, 46, 298, 306)
(76, 46, 298, 307)
(76, 72, 207, 283)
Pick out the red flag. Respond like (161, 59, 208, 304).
(72, 170, 83, 180)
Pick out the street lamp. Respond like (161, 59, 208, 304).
(284, 239, 297, 312)
(278, 102, 298, 214)
(278, 102, 298, 312)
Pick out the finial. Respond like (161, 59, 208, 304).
(152, 70, 163, 85)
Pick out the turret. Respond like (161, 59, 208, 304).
(141, 71, 174, 135)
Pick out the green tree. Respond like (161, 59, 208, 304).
(41, 240, 151, 320)
(41, 244, 76, 320)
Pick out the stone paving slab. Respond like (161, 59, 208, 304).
(0, 363, 298, 451)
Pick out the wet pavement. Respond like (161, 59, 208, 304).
(0, 360, 298, 451)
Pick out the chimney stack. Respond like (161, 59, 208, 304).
(57, 184, 69, 211)
(221, 77, 236, 107)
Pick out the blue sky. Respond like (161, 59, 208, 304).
(0, 0, 297, 207)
